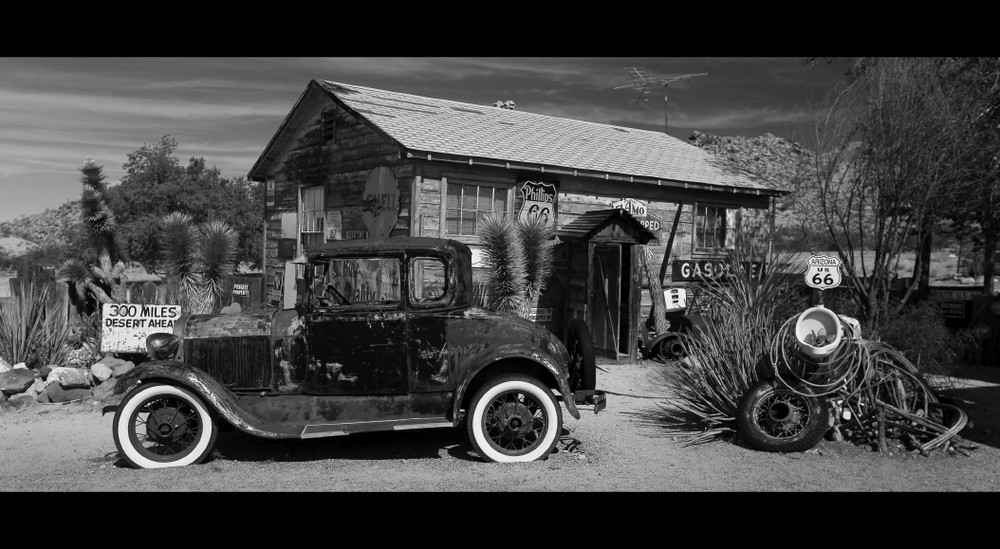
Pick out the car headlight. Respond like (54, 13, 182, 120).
(146, 332, 180, 360)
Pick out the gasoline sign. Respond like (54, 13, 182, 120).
(804, 255, 842, 290)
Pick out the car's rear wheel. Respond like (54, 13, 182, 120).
(467, 375, 562, 463)
(113, 383, 218, 469)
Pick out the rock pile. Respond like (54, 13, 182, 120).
(0, 354, 135, 409)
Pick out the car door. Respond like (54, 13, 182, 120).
(304, 255, 408, 395)
(406, 254, 457, 392)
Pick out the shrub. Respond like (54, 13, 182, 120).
(0, 282, 71, 369)
(873, 300, 974, 378)
(658, 248, 806, 445)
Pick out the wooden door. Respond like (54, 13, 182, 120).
(591, 245, 621, 357)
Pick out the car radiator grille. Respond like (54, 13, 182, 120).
(183, 336, 271, 390)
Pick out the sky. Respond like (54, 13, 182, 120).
(0, 57, 851, 223)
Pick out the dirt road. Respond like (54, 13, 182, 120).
(2, 360, 999, 491)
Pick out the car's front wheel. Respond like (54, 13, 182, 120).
(467, 375, 563, 463)
(113, 383, 219, 469)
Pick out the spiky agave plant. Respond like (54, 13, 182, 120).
(158, 212, 199, 309)
(477, 211, 530, 317)
(195, 220, 238, 314)
(518, 214, 557, 303)
(0, 282, 71, 369)
(659, 245, 805, 445)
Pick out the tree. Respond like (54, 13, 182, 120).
(59, 159, 126, 316)
(805, 58, 968, 331)
(106, 135, 263, 271)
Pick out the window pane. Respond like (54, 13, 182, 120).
(461, 217, 476, 235)
(412, 258, 447, 302)
(462, 184, 477, 211)
(445, 214, 460, 235)
(494, 191, 507, 212)
(328, 258, 400, 304)
(446, 185, 460, 210)
(478, 187, 493, 211)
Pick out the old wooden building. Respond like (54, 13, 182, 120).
(248, 80, 785, 362)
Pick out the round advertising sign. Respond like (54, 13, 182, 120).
(804, 255, 842, 290)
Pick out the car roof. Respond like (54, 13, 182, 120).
(305, 237, 469, 259)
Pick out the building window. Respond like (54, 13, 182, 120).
(300, 186, 325, 251)
(694, 205, 734, 250)
(321, 109, 336, 141)
(445, 183, 510, 236)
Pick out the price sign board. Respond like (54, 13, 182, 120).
(804, 255, 842, 290)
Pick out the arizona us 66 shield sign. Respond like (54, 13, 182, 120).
(804, 255, 842, 290)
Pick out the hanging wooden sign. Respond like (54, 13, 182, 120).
(361, 166, 400, 239)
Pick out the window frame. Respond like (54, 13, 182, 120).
(299, 186, 326, 255)
(440, 178, 514, 243)
(693, 203, 737, 252)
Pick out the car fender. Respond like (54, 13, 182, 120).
(112, 361, 297, 439)
(452, 343, 581, 421)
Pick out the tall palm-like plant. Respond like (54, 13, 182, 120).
(518, 214, 557, 303)
(61, 159, 126, 315)
(478, 211, 530, 316)
(196, 220, 238, 313)
(158, 213, 237, 314)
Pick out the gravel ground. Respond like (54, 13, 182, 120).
(2, 359, 999, 492)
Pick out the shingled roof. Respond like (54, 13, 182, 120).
(250, 80, 782, 196)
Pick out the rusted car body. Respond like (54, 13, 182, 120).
(110, 237, 604, 468)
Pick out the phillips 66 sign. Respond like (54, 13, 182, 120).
(804, 255, 842, 290)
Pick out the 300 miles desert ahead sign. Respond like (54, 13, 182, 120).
(101, 303, 183, 354)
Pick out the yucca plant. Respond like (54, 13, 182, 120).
(518, 214, 557, 303)
(658, 245, 805, 445)
(0, 282, 72, 369)
(158, 213, 238, 314)
(477, 211, 530, 317)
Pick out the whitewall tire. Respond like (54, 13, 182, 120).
(113, 383, 218, 469)
(467, 375, 562, 463)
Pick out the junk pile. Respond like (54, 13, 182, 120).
(737, 305, 972, 456)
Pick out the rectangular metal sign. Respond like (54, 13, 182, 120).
(101, 303, 183, 354)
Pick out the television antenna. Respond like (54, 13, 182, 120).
(614, 66, 708, 134)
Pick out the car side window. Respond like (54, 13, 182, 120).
(410, 257, 447, 304)
(319, 257, 401, 307)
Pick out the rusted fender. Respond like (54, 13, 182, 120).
(452, 343, 581, 421)
(112, 361, 300, 439)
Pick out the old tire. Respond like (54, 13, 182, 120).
(467, 375, 563, 463)
(737, 378, 831, 453)
(113, 383, 218, 469)
(566, 319, 596, 391)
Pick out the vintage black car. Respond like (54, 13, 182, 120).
(110, 237, 605, 468)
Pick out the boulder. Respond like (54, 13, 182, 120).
(30, 378, 45, 394)
(112, 361, 136, 377)
(8, 393, 36, 408)
(0, 356, 11, 374)
(0, 368, 36, 395)
(100, 355, 126, 369)
(39, 365, 52, 379)
(91, 362, 113, 382)
(92, 378, 118, 402)
(13, 362, 28, 369)
(45, 367, 91, 389)
(44, 383, 92, 404)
